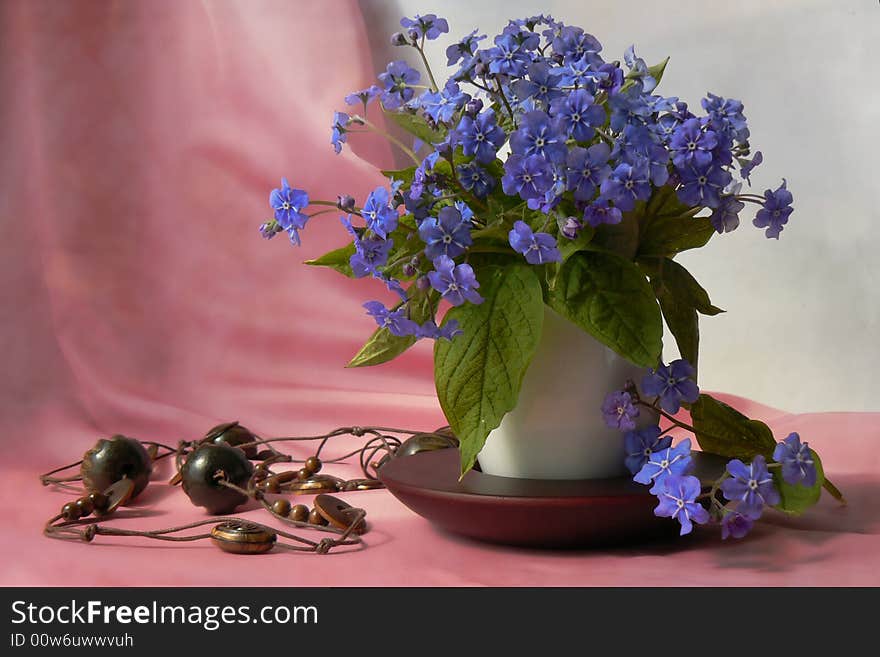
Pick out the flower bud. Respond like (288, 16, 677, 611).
(474, 61, 489, 77)
(560, 216, 581, 240)
(390, 32, 408, 46)
(407, 28, 420, 42)
(336, 194, 356, 212)
(402, 262, 418, 277)
(416, 275, 431, 291)
(465, 97, 483, 116)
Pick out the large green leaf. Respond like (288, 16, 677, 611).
(545, 251, 662, 367)
(773, 449, 825, 515)
(434, 263, 544, 475)
(304, 242, 357, 278)
(689, 394, 776, 460)
(347, 289, 436, 368)
(647, 258, 723, 370)
(385, 110, 446, 144)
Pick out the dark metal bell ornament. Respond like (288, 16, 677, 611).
(180, 444, 254, 514)
(80, 435, 153, 499)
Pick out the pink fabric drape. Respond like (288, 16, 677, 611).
(1, 0, 878, 586)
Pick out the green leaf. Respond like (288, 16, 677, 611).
(347, 288, 436, 368)
(545, 251, 662, 367)
(558, 224, 596, 263)
(380, 165, 417, 186)
(689, 394, 776, 460)
(590, 216, 641, 260)
(347, 329, 416, 368)
(652, 273, 699, 369)
(773, 449, 824, 515)
(385, 110, 446, 144)
(304, 242, 356, 278)
(636, 186, 712, 257)
(648, 57, 670, 87)
(647, 258, 723, 370)
(434, 263, 544, 475)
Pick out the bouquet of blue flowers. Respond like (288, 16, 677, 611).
(259, 14, 841, 538)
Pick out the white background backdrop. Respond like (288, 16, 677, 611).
(360, 0, 880, 413)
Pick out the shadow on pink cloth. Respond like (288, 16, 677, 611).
(1, 1, 878, 585)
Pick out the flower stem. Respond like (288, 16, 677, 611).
(492, 77, 516, 126)
(416, 38, 440, 92)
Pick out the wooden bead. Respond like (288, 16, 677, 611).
(61, 502, 81, 521)
(289, 504, 310, 523)
(80, 435, 153, 500)
(304, 456, 322, 475)
(308, 508, 328, 526)
(271, 499, 291, 517)
(88, 492, 109, 513)
(296, 468, 311, 482)
(180, 444, 254, 514)
(75, 497, 94, 517)
(314, 494, 367, 534)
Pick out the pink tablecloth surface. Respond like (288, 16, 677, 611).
(1, 1, 878, 586)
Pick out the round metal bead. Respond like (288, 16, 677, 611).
(289, 504, 310, 523)
(75, 496, 94, 517)
(308, 508, 328, 526)
(180, 444, 254, 514)
(81, 435, 153, 499)
(61, 502, 81, 521)
(210, 521, 276, 555)
(271, 499, 291, 517)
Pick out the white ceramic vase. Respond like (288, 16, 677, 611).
(476, 307, 648, 480)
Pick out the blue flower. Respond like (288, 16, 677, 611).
(487, 33, 531, 77)
(363, 301, 419, 337)
(446, 29, 485, 66)
(601, 389, 639, 431)
(457, 162, 496, 198)
(340, 215, 393, 278)
(418, 318, 463, 341)
(559, 53, 602, 89)
(676, 162, 731, 208)
(624, 425, 672, 474)
(550, 25, 602, 63)
(501, 154, 554, 201)
(508, 220, 561, 265)
(739, 150, 763, 184)
(419, 206, 473, 259)
(344, 85, 381, 108)
(362, 186, 399, 239)
(401, 14, 449, 40)
(269, 178, 309, 245)
(454, 109, 507, 164)
(641, 359, 699, 414)
(599, 161, 651, 212)
(550, 88, 606, 142)
(702, 93, 749, 144)
(721, 509, 756, 540)
(428, 255, 484, 306)
(773, 432, 817, 487)
(378, 60, 421, 110)
(511, 62, 564, 106)
(669, 118, 718, 169)
(565, 143, 612, 202)
(419, 81, 469, 124)
(721, 455, 780, 517)
(509, 111, 568, 163)
(653, 475, 710, 536)
(608, 86, 652, 132)
(711, 187, 745, 234)
(331, 112, 351, 154)
(582, 199, 623, 227)
(593, 62, 624, 96)
(623, 45, 657, 93)
(753, 179, 793, 239)
(634, 438, 693, 494)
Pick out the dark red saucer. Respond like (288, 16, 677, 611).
(380, 449, 725, 548)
